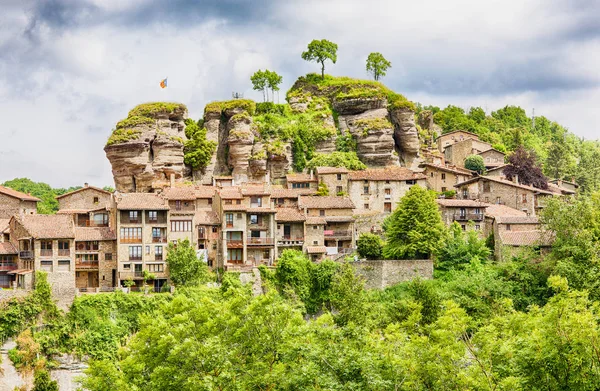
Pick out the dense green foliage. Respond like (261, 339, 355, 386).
(301, 39, 338, 78)
(165, 238, 212, 287)
(183, 118, 217, 170)
(204, 99, 256, 116)
(464, 154, 485, 174)
(316, 180, 329, 196)
(33, 369, 59, 391)
(306, 151, 367, 171)
(250, 69, 283, 102)
(357, 233, 384, 259)
(435, 223, 491, 274)
(383, 185, 445, 259)
(366, 52, 391, 81)
(2, 178, 86, 214)
(127, 102, 186, 118)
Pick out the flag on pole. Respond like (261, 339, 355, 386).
(160, 78, 168, 88)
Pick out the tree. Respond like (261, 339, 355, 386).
(250, 69, 269, 102)
(356, 233, 383, 260)
(503, 146, 548, 189)
(383, 185, 445, 259)
(316, 181, 329, 196)
(183, 118, 217, 170)
(266, 70, 283, 103)
(32, 369, 59, 391)
(165, 239, 211, 286)
(330, 262, 366, 326)
(545, 140, 575, 180)
(301, 39, 338, 79)
(365, 52, 391, 81)
(436, 222, 491, 274)
(464, 154, 486, 174)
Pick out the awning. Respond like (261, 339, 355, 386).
(7, 269, 34, 275)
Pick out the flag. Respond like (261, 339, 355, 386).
(160, 78, 167, 88)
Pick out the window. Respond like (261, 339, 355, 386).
(442, 187, 447, 192)
(129, 246, 142, 260)
(236, 199, 241, 205)
(430, 172, 434, 177)
(41, 240, 52, 250)
(384, 202, 392, 213)
(93, 196, 99, 204)
(250, 214, 260, 225)
(212, 226, 218, 233)
(148, 211, 157, 222)
(475, 225, 481, 230)
(76, 253, 98, 262)
(41, 260, 52, 272)
(496, 197, 501, 204)
(225, 199, 233, 205)
(120, 227, 142, 242)
(406, 180, 416, 185)
(313, 241, 318, 245)
(228, 249, 243, 261)
(337, 174, 342, 180)
(175, 200, 182, 210)
(251, 196, 262, 207)
(105, 253, 113, 261)
(152, 227, 163, 239)
(148, 263, 164, 272)
(155, 246, 163, 261)
(123, 263, 131, 270)
(386, 180, 390, 184)
(336, 186, 343, 194)
(385, 188, 391, 195)
(171, 221, 192, 232)
(441, 173, 446, 180)
(57, 260, 70, 272)
(461, 225, 466, 231)
(319, 210, 325, 217)
(483, 181, 491, 192)
(462, 189, 468, 198)
(58, 240, 69, 250)
(363, 186, 369, 194)
(129, 211, 139, 222)
(237, 213, 242, 219)
(506, 224, 511, 231)
(146, 246, 150, 255)
(460, 208, 466, 217)
(522, 193, 528, 203)
(225, 213, 234, 227)
(364, 204, 369, 209)
(208, 198, 213, 205)
(263, 249, 270, 259)
(277, 198, 284, 205)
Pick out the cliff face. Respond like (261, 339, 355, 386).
(104, 103, 189, 192)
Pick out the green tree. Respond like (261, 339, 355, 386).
(436, 222, 491, 274)
(250, 69, 269, 102)
(32, 369, 59, 391)
(165, 239, 211, 286)
(316, 181, 329, 196)
(301, 39, 338, 79)
(266, 70, 283, 103)
(383, 185, 445, 259)
(545, 140, 575, 179)
(183, 118, 217, 170)
(306, 151, 367, 171)
(365, 52, 391, 81)
(330, 262, 366, 326)
(464, 154, 486, 174)
(357, 233, 383, 260)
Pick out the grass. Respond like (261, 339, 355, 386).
(127, 102, 186, 118)
(106, 128, 142, 146)
(204, 99, 256, 116)
(116, 115, 155, 129)
(354, 118, 393, 134)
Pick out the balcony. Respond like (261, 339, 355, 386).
(155, 254, 163, 261)
(129, 256, 142, 261)
(0, 262, 17, 271)
(198, 232, 206, 240)
(453, 213, 484, 221)
(121, 238, 142, 244)
(226, 240, 243, 248)
(278, 236, 304, 246)
(324, 230, 352, 239)
(120, 271, 144, 279)
(78, 220, 109, 228)
(152, 236, 167, 243)
(40, 249, 53, 257)
(58, 249, 71, 257)
(76, 259, 99, 269)
(19, 251, 33, 259)
(247, 237, 275, 246)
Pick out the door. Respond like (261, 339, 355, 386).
(134, 264, 142, 277)
(284, 225, 291, 239)
(88, 272, 99, 288)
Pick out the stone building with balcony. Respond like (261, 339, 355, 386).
(421, 163, 473, 194)
(478, 148, 506, 170)
(0, 185, 40, 219)
(315, 167, 349, 195)
(436, 130, 481, 152)
(285, 173, 318, 190)
(0, 218, 18, 288)
(115, 193, 170, 291)
(215, 187, 247, 268)
(73, 227, 117, 291)
(274, 208, 306, 257)
(436, 199, 488, 232)
(243, 185, 276, 267)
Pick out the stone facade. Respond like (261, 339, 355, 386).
(444, 138, 494, 168)
(422, 163, 473, 193)
(436, 130, 480, 152)
(353, 259, 433, 289)
(0, 186, 39, 219)
(57, 185, 112, 211)
(478, 149, 505, 169)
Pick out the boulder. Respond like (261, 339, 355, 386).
(390, 107, 421, 168)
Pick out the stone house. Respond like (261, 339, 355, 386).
(315, 167, 349, 195)
(444, 138, 495, 168)
(481, 203, 528, 238)
(56, 183, 112, 213)
(492, 216, 553, 261)
(298, 196, 355, 256)
(73, 227, 117, 291)
(271, 187, 316, 208)
(215, 187, 247, 268)
(285, 173, 318, 190)
(242, 185, 276, 267)
(304, 217, 327, 261)
(485, 165, 508, 178)
(455, 176, 554, 216)
(548, 179, 579, 193)
(478, 148, 505, 170)
(436, 199, 488, 232)
(421, 163, 473, 193)
(9, 214, 76, 305)
(0, 185, 40, 219)
(0, 218, 18, 288)
(348, 167, 427, 215)
(436, 130, 480, 152)
(115, 193, 170, 291)
(274, 207, 306, 257)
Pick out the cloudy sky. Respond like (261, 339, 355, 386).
(1, 0, 598, 187)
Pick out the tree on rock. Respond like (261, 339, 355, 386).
(266, 70, 283, 103)
(301, 39, 338, 79)
(383, 185, 445, 259)
(251, 70, 269, 102)
(465, 154, 486, 174)
(366, 52, 391, 81)
(166, 239, 211, 286)
(503, 146, 548, 189)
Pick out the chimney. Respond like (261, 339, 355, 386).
(512, 175, 519, 184)
(169, 173, 175, 188)
(84, 183, 89, 188)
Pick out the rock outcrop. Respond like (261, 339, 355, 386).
(104, 103, 188, 192)
(390, 107, 421, 169)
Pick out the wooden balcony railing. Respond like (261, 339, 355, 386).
(40, 249, 53, 257)
(19, 251, 33, 259)
(58, 249, 71, 257)
(278, 236, 304, 246)
(324, 230, 352, 238)
(76, 259, 99, 269)
(152, 237, 167, 243)
(226, 240, 243, 248)
(78, 220, 109, 228)
(129, 256, 142, 261)
(121, 238, 142, 244)
(453, 213, 484, 221)
(0, 263, 18, 271)
(247, 237, 274, 246)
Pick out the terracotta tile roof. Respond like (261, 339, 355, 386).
(316, 167, 349, 175)
(0, 242, 17, 255)
(196, 186, 217, 198)
(19, 215, 74, 239)
(499, 230, 554, 247)
(219, 187, 243, 199)
(271, 188, 316, 198)
(57, 207, 108, 215)
(195, 210, 221, 225)
(547, 183, 576, 195)
(241, 186, 271, 196)
(305, 217, 327, 225)
(486, 165, 508, 174)
(162, 186, 198, 200)
(0, 219, 10, 233)
(482, 203, 528, 218)
(0, 186, 41, 202)
(75, 227, 116, 241)
(324, 216, 355, 223)
(421, 163, 474, 176)
(435, 130, 481, 142)
(275, 208, 306, 222)
(349, 166, 427, 181)
(455, 176, 554, 195)
(495, 216, 540, 225)
(223, 205, 247, 212)
(116, 193, 168, 210)
(299, 196, 355, 209)
(549, 179, 579, 188)
(56, 186, 112, 199)
(286, 173, 317, 183)
(436, 199, 490, 208)
(306, 246, 327, 253)
(247, 207, 276, 214)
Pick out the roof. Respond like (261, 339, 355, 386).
(18, 215, 74, 239)
(0, 219, 10, 234)
(547, 183, 576, 196)
(455, 176, 554, 195)
(436, 199, 490, 208)
(275, 208, 306, 222)
(486, 164, 508, 174)
(0, 242, 17, 255)
(195, 210, 221, 225)
(0, 186, 41, 202)
(348, 166, 427, 181)
(495, 216, 540, 224)
(306, 246, 327, 253)
(549, 179, 579, 188)
(116, 193, 168, 210)
(241, 186, 271, 196)
(483, 203, 528, 218)
(196, 186, 218, 198)
(421, 163, 474, 176)
(286, 173, 317, 183)
(271, 188, 317, 198)
(74, 227, 116, 241)
(56, 186, 112, 199)
(324, 216, 355, 223)
(298, 196, 355, 209)
(162, 186, 198, 200)
(223, 205, 248, 212)
(57, 207, 108, 215)
(306, 217, 327, 225)
(435, 130, 481, 142)
(247, 207, 276, 214)
(499, 230, 554, 247)
(478, 148, 506, 156)
(219, 187, 243, 199)
(316, 166, 349, 175)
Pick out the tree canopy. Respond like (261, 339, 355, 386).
(301, 39, 338, 79)
(165, 238, 211, 286)
(366, 52, 391, 81)
(503, 146, 548, 189)
(464, 154, 486, 174)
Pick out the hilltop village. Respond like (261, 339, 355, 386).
(0, 75, 577, 302)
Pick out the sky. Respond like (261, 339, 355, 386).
(0, 0, 599, 187)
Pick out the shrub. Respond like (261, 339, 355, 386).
(357, 233, 384, 260)
(306, 151, 366, 171)
(464, 154, 486, 174)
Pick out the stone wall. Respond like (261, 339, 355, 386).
(353, 259, 433, 289)
(0, 288, 29, 302)
(58, 188, 112, 211)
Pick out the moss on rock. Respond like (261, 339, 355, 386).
(106, 128, 142, 146)
(204, 99, 256, 116)
(128, 102, 186, 118)
(116, 116, 155, 129)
